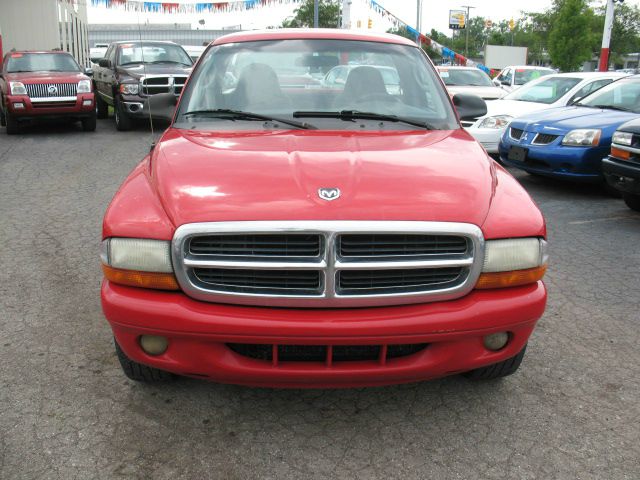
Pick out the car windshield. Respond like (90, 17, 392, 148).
(117, 43, 192, 66)
(176, 39, 458, 131)
(6, 52, 80, 73)
(577, 78, 640, 113)
(505, 76, 582, 104)
(439, 68, 493, 87)
(514, 68, 555, 85)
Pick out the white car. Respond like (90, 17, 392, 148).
(493, 66, 555, 93)
(467, 72, 629, 154)
(437, 66, 506, 100)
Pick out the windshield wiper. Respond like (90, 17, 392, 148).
(119, 61, 144, 66)
(293, 110, 434, 129)
(182, 109, 316, 130)
(150, 60, 192, 66)
(589, 104, 632, 112)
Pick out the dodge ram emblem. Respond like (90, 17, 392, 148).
(318, 188, 340, 201)
(48, 85, 58, 95)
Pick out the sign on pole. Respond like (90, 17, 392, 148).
(449, 10, 467, 30)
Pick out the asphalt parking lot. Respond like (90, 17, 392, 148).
(1, 118, 639, 480)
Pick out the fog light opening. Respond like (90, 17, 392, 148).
(139, 335, 169, 356)
(13, 102, 25, 109)
(483, 332, 509, 351)
(83, 99, 93, 106)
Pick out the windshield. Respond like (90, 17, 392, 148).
(117, 43, 192, 66)
(176, 39, 457, 131)
(505, 76, 581, 104)
(6, 53, 80, 73)
(514, 68, 554, 85)
(438, 68, 493, 87)
(577, 78, 640, 113)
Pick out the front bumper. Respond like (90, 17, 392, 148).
(466, 126, 504, 154)
(102, 280, 547, 388)
(6, 93, 95, 119)
(602, 157, 640, 195)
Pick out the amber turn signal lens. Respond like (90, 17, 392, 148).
(475, 265, 547, 289)
(102, 264, 179, 290)
(611, 147, 631, 161)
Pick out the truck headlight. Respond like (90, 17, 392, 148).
(77, 79, 92, 93)
(476, 238, 548, 289)
(612, 131, 633, 146)
(119, 83, 139, 95)
(562, 129, 601, 147)
(478, 115, 513, 129)
(9, 82, 27, 95)
(101, 238, 179, 290)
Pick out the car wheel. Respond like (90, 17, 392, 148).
(0, 108, 6, 127)
(114, 98, 133, 131)
(623, 193, 640, 212)
(5, 110, 20, 135)
(463, 344, 527, 380)
(114, 338, 174, 382)
(96, 93, 109, 119)
(81, 112, 97, 132)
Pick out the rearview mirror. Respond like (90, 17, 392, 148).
(98, 58, 111, 68)
(452, 93, 487, 122)
(142, 92, 177, 122)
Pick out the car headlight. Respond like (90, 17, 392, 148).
(9, 82, 27, 95)
(77, 79, 92, 93)
(478, 115, 513, 129)
(119, 83, 139, 95)
(100, 238, 179, 290)
(476, 238, 548, 289)
(562, 129, 601, 147)
(612, 131, 633, 146)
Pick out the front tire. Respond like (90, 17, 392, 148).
(114, 98, 133, 131)
(463, 345, 527, 381)
(5, 110, 19, 135)
(81, 112, 97, 132)
(623, 192, 640, 212)
(114, 339, 174, 383)
(96, 93, 108, 119)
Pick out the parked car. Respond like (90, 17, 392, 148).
(0, 50, 96, 134)
(436, 66, 506, 101)
(468, 72, 628, 154)
(100, 29, 548, 388)
(323, 64, 401, 95)
(499, 75, 640, 182)
(493, 66, 555, 93)
(92, 41, 193, 130)
(602, 119, 640, 211)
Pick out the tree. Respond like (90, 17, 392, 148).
(548, 0, 594, 71)
(281, 0, 340, 28)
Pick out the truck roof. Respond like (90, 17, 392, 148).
(212, 29, 417, 47)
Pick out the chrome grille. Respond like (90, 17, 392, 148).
(25, 83, 77, 98)
(172, 221, 484, 308)
(140, 75, 188, 96)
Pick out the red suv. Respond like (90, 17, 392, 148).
(101, 30, 548, 388)
(0, 51, 96, 134)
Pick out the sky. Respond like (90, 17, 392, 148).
(87, 0, 640, 34)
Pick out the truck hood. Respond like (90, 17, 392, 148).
(150, 128, 494, 227)
(446, 85, 505, 100)
(511, 106, 639, 134)
(4, 71, 89, 83)
(117, 63, 192, 79)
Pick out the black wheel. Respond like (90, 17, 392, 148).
(623, 192, 640, 212)
(114, 98, 133, 131)
(114, 339, 174, 382)
(81, 112, 97, 132)
(96, 93, 108, 119)
(5, 110, 19, 135)
(463, 345, 527, 381)
(0, 108, 6, 127)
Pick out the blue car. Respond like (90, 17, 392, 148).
(499, 75, 640, 182)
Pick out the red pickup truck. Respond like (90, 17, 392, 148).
(101, 30, 548, 388)
(0, 51, 96, 134)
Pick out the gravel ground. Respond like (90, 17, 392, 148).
(1, 118, 639, 480)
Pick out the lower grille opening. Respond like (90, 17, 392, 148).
(338, 267, 463, 295)
(227, 343, 428, 364)
(193, 268, 322, 295)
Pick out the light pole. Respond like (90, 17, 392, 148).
(416, 0, 423, 45)
(599, 0, 617, 72)
(314, 0, 319, 28)
(461, 5, 475, 59)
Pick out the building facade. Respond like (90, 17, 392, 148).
(88, 24, 240, 48)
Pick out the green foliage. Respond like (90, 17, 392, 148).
(548, 0, 594, 71)
(281, 0, 340, 28)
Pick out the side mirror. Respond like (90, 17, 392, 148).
(452, 93, 487, 122)
(143, 92, 177, 122)
(98, 58, 111, 68)
(501, 79, 511, 86)
(84, 67, 93, 77)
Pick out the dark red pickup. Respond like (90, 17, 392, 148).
(0, 51, 96, 134)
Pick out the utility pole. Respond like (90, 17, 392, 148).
(416, 0, 423, 45)
(461, 5, 475, 59)
(314, 0, 319, 28)
(599, 0, 616, 72)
